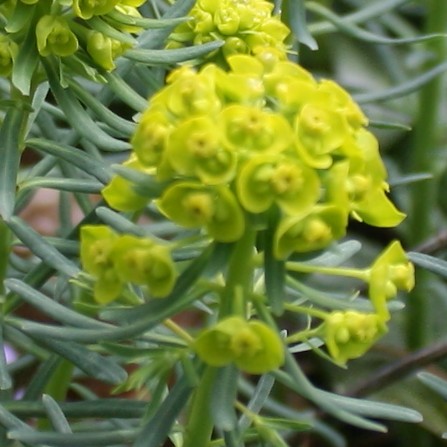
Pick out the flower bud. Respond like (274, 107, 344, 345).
(237, 154, 320, 216)
(194, 316, 284, 374)
(323, 310, 387, 364)
(166, 115, 236, 185)
(80, 225, 123, 303)
(87, 31, 129, 71)
(73, 0, 119, 19)
(368, 240, 415, 320)
(36, 15, 78, 57)
(158, 182, 245, 242)
(274, 205, 347, 258)
(0, 35, 18, 77)
(112, 235, 177, 298)
(101, 157, 151, 212)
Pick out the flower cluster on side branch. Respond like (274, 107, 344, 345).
(0, 0, 142, 88)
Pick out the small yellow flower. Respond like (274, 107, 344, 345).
(36, 16, 78, 57)
(194, 316, 284, 374)
(323, 310, 387, 365)
(368, 241, 415, 320)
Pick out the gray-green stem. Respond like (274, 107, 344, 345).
(407, 0, 447, 350)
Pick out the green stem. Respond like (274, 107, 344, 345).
(283, 302, 328, 320)
(182, 366, 218, 447)
(285, 261, 369, 282)
(407, 0, 447, 350)
(184, 226, 257, 447)
(219, 225, 256, 318)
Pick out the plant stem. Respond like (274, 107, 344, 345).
(182, 366, 217, 447)
(286, 261, 369, 281)
(219, 225, 256, 318)
(184, 226, 256, 447)
(404, 4, 447, 445)
(407, 0, 447, 350)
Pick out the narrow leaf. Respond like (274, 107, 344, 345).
(42, 395, 72, 434)
(6, 216, 80, 277)
(263, 416, 311, 431)
(408, 252, 447, 278)
(283, 0, 318, 50)
(320, 390, 423, 423)
(138, 0, 197, 48)
(26, 138, 112, 184)
(309, 0, 419, 36)
(95, 206, 147, 237)
(107, 10, 187, 29)
(67, 78, 135, 136)
(26, 81, 50, 135)
(11, 285, 203, 343)
(0, 403, 33, 431)
(307, 2, 447, 46)
(389, 173, 432, 187)
(133, 375, 193, 447)
(276, 352, 388, 432)
(368, 119, 411, 131)
(87, 16, 137, 44)
(111, 163, 167, 197)
(1, 399, 147, 419)
(355, 60, 447, 103)
(0, 106, 24, 219)
(11, 23, 40, 95)
(42, 58, 130, 151)
(0, 328, 12, 390)
(23, 356, 63, 401)
(31, 336, 127, 385)
(19, 177, 103, 194)
(5, 278, 111, 330)
(124, 41, 223, 65)
(419, 372, 447, 400)
(8, 428, 137, 446)
(301, 240, 362, 267)
(103, 71, 148, 112)
(212, 365, 239, 431)
(239, 374, 275, 431)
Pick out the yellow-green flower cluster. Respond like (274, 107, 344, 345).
(368, 240, 415, 321)
(194, 316, 284, 374)
(287, 239, 414, 364)
(104, 49, 405, 258)
(0, 0, 140, 79)
(322, 310, 387, 365)
(80, 225, 177, 304)
(166, 0, 290, 64)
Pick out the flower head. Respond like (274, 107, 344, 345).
(0, 35, 18, 77)
(368, 241, 415, 320)
(194, 316, 284, 374)
(87, 31, 130, 71)
(80, 225, 177, 303)
(103, 49, 405, 251)
(167, 0, 290, 65)
(73, 0, 119, 20)
(323, 310, 387, 365)
(36, 16, 78, 57)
